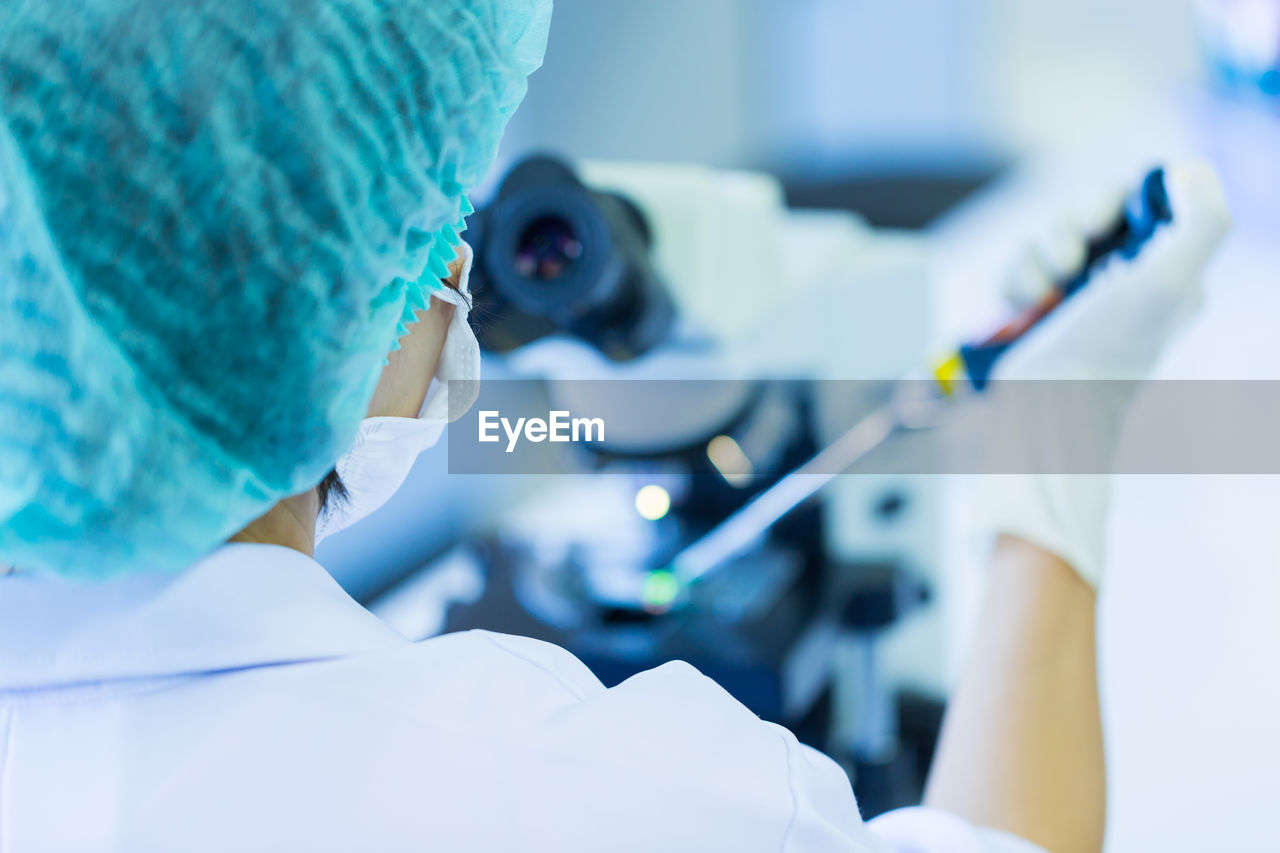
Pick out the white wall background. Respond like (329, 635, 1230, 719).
(498, 0, 760, 169)
(500, 0, 1205, 176)
(978, 0, 1203, 152)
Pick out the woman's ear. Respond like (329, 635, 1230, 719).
(365, 295, 457, 419)
(366, 244, 470, 420)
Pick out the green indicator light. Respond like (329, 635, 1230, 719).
(642, 570, 680, 611)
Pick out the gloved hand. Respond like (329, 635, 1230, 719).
(982, 162, 1232, 589)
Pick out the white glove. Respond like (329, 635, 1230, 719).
(982, 162, 1232, 589)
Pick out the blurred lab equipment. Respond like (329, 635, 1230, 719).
(380, 154, 943, 813)
(379, 155, 1209, 816)
(369, 151, 1214, 819)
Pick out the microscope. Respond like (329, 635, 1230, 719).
(415, 154, 944, 815)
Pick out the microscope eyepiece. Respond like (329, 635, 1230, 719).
(515, 215, 583, 282)
(468, 155, 675, 361)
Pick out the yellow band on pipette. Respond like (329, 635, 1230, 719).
(933, 352, 967, 397)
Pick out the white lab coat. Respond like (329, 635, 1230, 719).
(0, 544, 1043, 853)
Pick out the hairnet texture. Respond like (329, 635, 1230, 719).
(0, 0, 551, 578)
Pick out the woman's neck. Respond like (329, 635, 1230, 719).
(229, 491, 320, 557)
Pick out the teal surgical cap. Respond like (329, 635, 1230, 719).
(0, 0, 552, 579)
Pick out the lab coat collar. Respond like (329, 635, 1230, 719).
(0, 544, 408, 690)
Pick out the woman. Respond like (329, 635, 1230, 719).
(0, 1, 1230, 851)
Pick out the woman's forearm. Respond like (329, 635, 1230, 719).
(924, 535, 1105, 853)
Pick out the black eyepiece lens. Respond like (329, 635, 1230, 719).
(514, 216, 583, 282)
